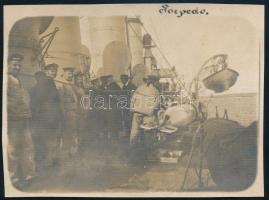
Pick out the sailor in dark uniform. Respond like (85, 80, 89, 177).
(30, 68, 62, 171)
(90, 76, 101, 90)
(86, 76, 102, 147)
(121, 74, 136, 91)
(73, 71, 88, 153)
(106, 75, 122, 143)
(98, 75, 109, 142)
(120, 74, 136, 139)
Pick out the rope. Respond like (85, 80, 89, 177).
(141, 24, 192, 99)
(128, 22, 144, 44)
(149, 17, 164, 52)
(128, 21, 193, 102)
(141, 25, 173, 68)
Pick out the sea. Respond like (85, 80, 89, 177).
(200, 93, 259, 127)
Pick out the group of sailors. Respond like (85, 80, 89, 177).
(7, 53, 162, 188)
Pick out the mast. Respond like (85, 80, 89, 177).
(125, 16, 132, 77)
(125, 16, 130, 49)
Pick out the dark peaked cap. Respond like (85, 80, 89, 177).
(120, 74, 129, 78)
(73, 71, 83, 77)
(44, 63, 59, 70)
(62, 67, 75, 72)
(8, 54, 24, 62)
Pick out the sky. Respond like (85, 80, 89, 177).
(140, 15, 261, 95)
(4, 4, 263, 96)
(80, 14, 261, 95)
(73, 4, 264, 96)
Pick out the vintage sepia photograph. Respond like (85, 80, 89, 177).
(3, 4, 264, 197)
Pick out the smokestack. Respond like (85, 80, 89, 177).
(8, 17, 54, 89)
(126, 17, 144, 67)
(43, 16, 90, 77)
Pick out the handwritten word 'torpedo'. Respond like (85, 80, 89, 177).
(159, 4, 209, 18)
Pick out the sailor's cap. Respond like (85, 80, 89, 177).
(147, 70, 160, 80)
(73, 70, 83, 77)
(105, 75, 113, 78)
(8, 54, 24, 62)
(44, 63, 59, 70)
(62, 67, 75, 72)
(120, 74, 129, 78)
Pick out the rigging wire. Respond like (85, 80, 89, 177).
(149, 17, 163, 51)
(128, 23, 169, 80)
(128, 22, 144, 44)
(128, 22, 193, 102)
(141, 24, 174, 69)
(128, 21, 192, 100)
(148, 18, 167, 67)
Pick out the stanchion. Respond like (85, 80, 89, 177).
(180, 121, 206, 191)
